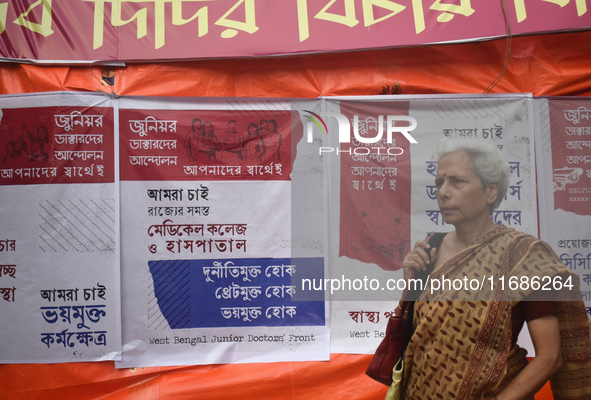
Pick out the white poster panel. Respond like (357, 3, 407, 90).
(117, 97, 328, 368)
(535, 98, 591, 319)
(0, 92, 121, 362)
(317, 95, 537, 354)
(0, 92, 552, 365)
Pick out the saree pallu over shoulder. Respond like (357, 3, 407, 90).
(421, 227, 580, 303)
(551, 300, 591, 400)
(402, 226, 591, 400)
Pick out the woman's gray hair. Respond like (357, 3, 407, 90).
(434, 138, 511, 212)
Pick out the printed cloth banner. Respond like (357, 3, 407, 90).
(1, 0, 590, 63)
(1, 92, 589, 366)
(536, 98, 591, 314)
(117, 97, 329, 367)
(316, 95, 540, 353)
(0, 92, 121, 363)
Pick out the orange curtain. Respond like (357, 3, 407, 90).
(0, 355, 553, 399)
(1, 31, 591, 98)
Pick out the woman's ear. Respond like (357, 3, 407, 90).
(486, 182, 499, 205)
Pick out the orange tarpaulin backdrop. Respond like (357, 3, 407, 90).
(1, 31, 591, 98)
(1, 30, 590, 399)
(0, 355, 555, 399)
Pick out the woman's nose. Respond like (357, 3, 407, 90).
(437, 181, 450, 198)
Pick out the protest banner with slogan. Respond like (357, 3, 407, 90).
(1, 92, 588, 366)
(0, 92, 121, 363)
(536, 98, 591, 316)
(1, 0, 590, 63)
(117, 97, 329, 367)
(316, 95, 539, 353)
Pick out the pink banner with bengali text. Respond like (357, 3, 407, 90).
(1, 0, 590, 63)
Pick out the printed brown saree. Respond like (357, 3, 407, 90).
(402, 226, 591, 399)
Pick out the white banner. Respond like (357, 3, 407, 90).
(1, 92, 587, 366)
(0, 92, 121, 363)
(317, 95, 538, 354)
(536, 98, 591, 314)
(116, 97, 329, 367)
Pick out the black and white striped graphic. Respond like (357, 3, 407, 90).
(38, 198, 116, 253)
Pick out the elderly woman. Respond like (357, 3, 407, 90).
(400, 138, 591, 400)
